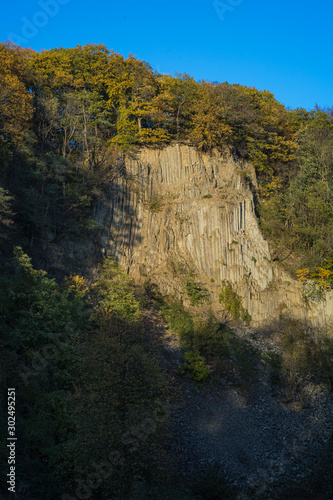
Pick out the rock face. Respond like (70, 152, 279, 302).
(96, 143, 333, 326)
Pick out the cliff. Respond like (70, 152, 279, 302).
(95, 143, 333, 326)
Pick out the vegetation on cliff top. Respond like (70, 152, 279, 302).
(0, 41, 332, 285)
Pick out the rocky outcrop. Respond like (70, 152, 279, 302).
(96, 143, 333, 326)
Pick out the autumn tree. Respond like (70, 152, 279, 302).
(189, 81, 233, 150)
(0, 42, 34, 144)
(259, 107, 333, 273)
(152, 73, 200, 138)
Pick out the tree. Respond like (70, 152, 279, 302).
(152, 73, 200, 138)
(189, 81, 233, 150)
(0, 42, 33, 143)
(259, 108, 333, 273)
(62, 319, 170, 499)
(0, 186, 14, 238)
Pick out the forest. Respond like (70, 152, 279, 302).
(0, 41, 333, 499)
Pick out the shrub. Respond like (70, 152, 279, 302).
(276, 319, 333, 400)
(185, 278, 208, 306)
(144, 196, 163, 212)
(219, 281, 251, 323)
(179, 351, 210, 384)
(159, 299, 257, 385)
(91, 257, 141, 323)
(160, 298, 194, 346)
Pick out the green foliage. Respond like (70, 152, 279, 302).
(259, 108, 333, 277)
(144, 196, 163, 213)
(160, 299, 256, 384)
(179, 351, 210, 384)
(190, 314, 257, 382)
(160, 298, 194, 340)
(1, 247, 86, 353)
(0, 250, 171, 499)
(219, 281, 251, 323)
(0, 185, 13, 237)
(261, 350, 283, 386)
(62, 319, 170, 497)
(185, 278, 208, 306)
(201, 193, 212, 199)
(0, 248, 89, 498)
(91, 257, 141, 322)
(276, 319, 333, 401)
(302, 280, 326, 303)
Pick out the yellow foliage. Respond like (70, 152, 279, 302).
(0, 42, 34, 142)
(296, 268, 310, 281)
(296, 267, 333, 290)
(259, 176, 283, 198)
(65, 275, 89, 297)
(137, 128, 170, 143)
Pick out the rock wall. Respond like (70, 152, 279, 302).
(96, 143, 333, 326)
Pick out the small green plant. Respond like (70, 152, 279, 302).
(144, 196, 163, 212)
(241, 308, 252, 324)
(302, 281, 325, 303)
(231, 240, 238, 245)
(176, 213, 191, 224)
(179, 351, 210, 384)
(168, 258, 187, 276)
(211, 278, 215, 283)
(185, 278, 208, 306)
(278, 302, 288, 312)
(261, 350, 282, 386)
(219, 282, 251, 323)
(251, 256, 257, 264)
(160, 298, 194, 346)
(201, 193, 212, 199)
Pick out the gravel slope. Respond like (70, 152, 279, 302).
(145, 311, 333, 498)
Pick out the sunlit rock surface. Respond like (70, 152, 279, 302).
(96, 143, 333, 326)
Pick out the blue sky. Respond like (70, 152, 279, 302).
(1, 0, 332, 110)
